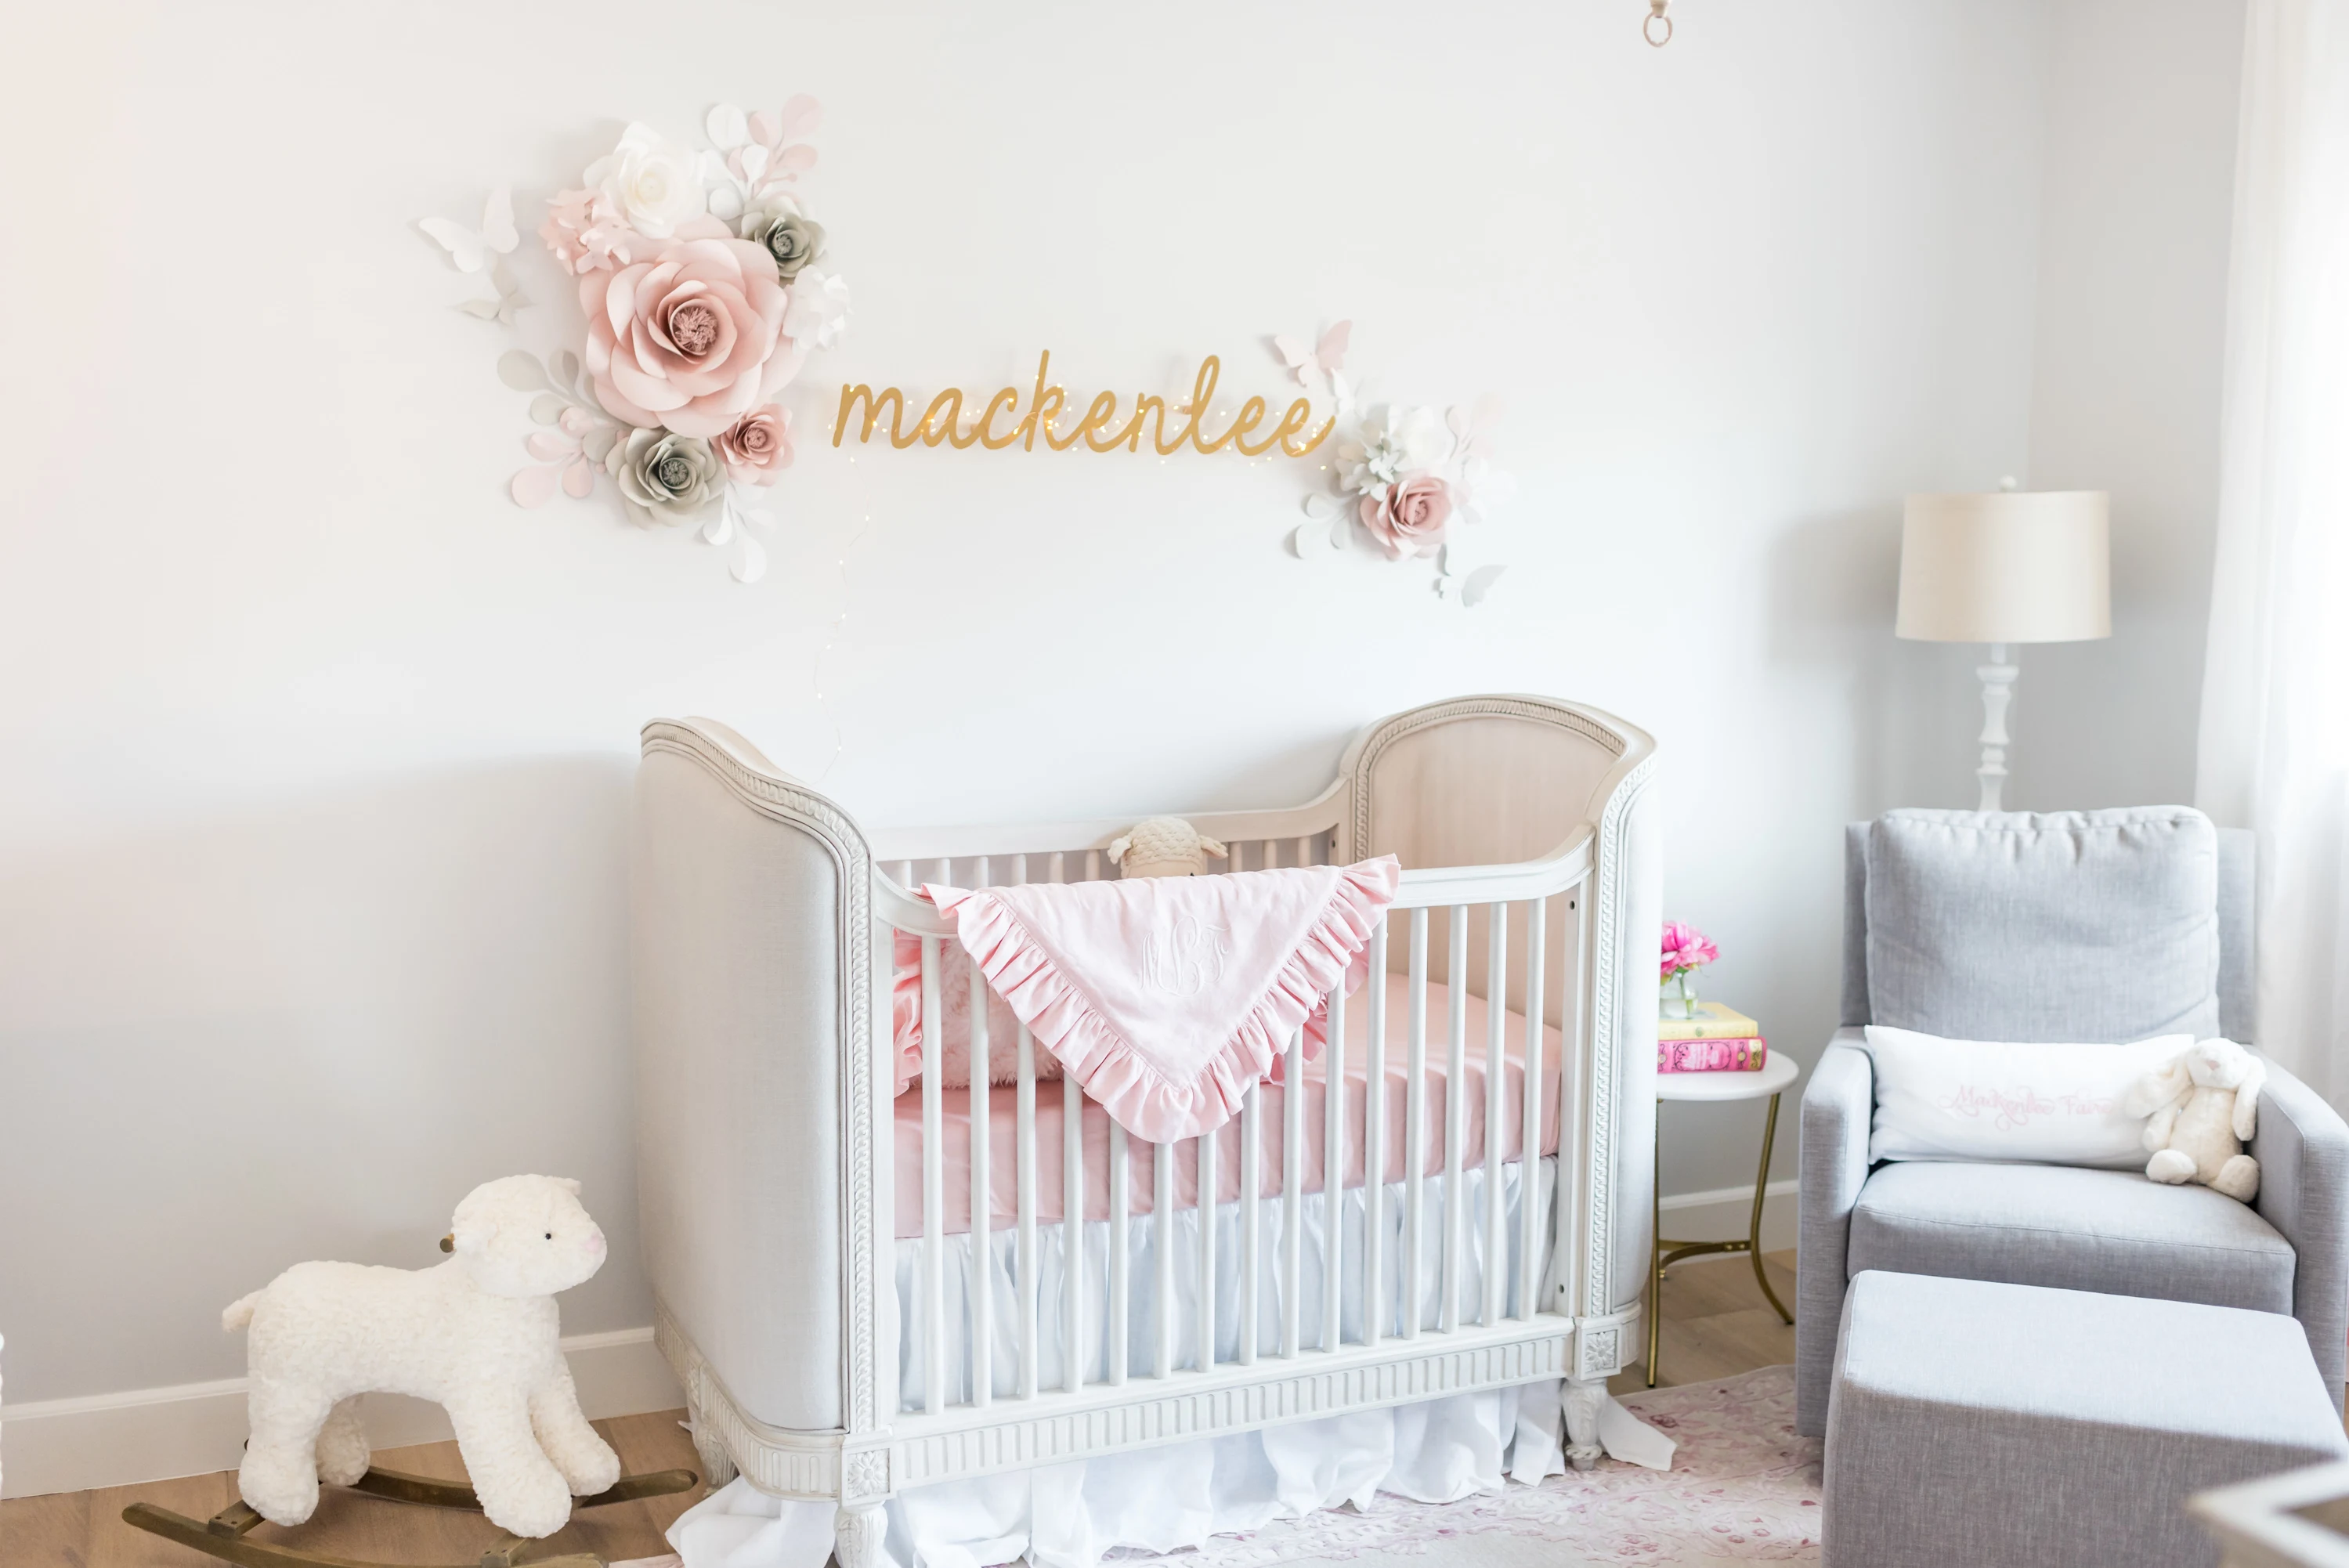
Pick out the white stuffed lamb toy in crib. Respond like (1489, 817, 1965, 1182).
(2127, 1038, 2264, 1201)
(221, 1174, 620, 1538)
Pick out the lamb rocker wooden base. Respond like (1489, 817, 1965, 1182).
(121, 1464, 699, 1568)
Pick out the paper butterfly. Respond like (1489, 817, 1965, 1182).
(457, 258, 528, 325)
(1433, 544, 1506, 607)
(419, 186, 518, 274)
(1274, 320, 1352, 401)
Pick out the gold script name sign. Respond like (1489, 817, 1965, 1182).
(833, 351, 1335, 457)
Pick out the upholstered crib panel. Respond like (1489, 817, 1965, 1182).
(634, 722, 855, 1434)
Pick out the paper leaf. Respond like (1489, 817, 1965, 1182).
(732, 530, 768, 584)
(1288, 520, 1328, 558)
(775, 144, 819, 175)
(582, 427, 618, 462)
(749, 110, 781, 148)
(778, 94, 822, 142)
(707, 184, 744, 222)
(551, 349, 580, 389)
(1301, 493, 1342, 521)
(1462, 564, 1507, 608)
(529, 394, 566, 425)
(511, 464, 559, 508)
(526, 430, 571, 461)
(497, 351, 545, 392)
(557, 404, 594, 435)
(562, 456, 596, 499)
(457, 297, 501, 320)
(735, 143, 769, 185)
(702, 505, 734, 546)
(706, 103, 749, 150)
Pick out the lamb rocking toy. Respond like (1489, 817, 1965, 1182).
(121, 1175, 696, 1568)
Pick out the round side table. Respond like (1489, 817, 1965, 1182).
(1647, 1051, 1799, 1386)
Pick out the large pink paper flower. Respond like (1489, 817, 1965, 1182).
(580, 237, 802, 437)
(1360, 471, 1455, 559)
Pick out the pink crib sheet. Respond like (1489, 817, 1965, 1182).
(894, 971, 1565, 1238)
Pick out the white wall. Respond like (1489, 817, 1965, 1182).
(2011, 0, 2246, 810)
(0, 0, 2225, 1427)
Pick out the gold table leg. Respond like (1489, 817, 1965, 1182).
(1647, 1089, 1794, 1389)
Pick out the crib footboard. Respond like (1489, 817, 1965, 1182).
(634, 698, 1658, 1565)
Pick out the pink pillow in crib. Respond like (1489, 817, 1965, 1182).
(891, 931, 1064, 1094)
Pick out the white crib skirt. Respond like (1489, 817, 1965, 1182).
(667, 1159, 1672, 1568)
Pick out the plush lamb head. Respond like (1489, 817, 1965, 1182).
(222, 1174, 620, 1538)
(1108, 816, 1228, 879)
(2126, 1038, 2264, 1201)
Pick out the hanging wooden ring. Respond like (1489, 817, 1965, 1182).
(1645, 1, 1673, 45)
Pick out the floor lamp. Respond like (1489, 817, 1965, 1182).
(1895, 487, 2112, 810)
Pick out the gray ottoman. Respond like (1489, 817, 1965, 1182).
(1827, 1270, 2349, 1568)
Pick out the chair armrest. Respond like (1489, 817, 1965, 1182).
(1795, 1029, 1873, 1436)
(2251, 1054, 2349, 1408)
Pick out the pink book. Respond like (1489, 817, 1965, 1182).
(1657, 1036, 1768, 1072)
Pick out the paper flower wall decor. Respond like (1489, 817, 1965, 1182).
(421, 99, 851, 583)
(1281, 322, 1516, 608)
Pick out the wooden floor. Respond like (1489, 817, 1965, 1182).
(2, 1249, 1798, 1566)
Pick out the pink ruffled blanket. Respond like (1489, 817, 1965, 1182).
(904, 858, 1400, 1142)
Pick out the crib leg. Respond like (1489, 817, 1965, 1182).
(1563, 1377, 1606, 1472)
(836, 1499, 886, 1568)
(685, 1398, 737, 1490)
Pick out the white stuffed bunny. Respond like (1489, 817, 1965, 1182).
(1108, 816, 1229, 879)
(222, 1174, 620, 1538)
(2126, 1039, 2264, 1201)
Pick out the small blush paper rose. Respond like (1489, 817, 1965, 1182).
(583, 123, 709, 238)
(607, 427, 724, 526)
(541, 188, 636, 275)
(744, 208, 826, 284)
(1359, 472, 1455, 559)
(581, 237, 792, 437)
(715, 405, 793, 485)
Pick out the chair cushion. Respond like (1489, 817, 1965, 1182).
(1848, 1161, 2294, 1314)
(1865, 807, 2221, 1042)
(1826, 1270, 2348, 1568)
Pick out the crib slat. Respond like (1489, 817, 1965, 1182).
(1519, 898, 1547, 1319)
(1197, 1122, 1218, 1373)
(1364, 916, 1389, 1349)
(1483, 901, 1508, 1328)
(1442, 906, 1469, 1335)
(1017, 1021, 1038, 1400)
(921, 936, 946, 1413)
(1153, 1139, 1176, 1378)
(968, 878, 992, 1409)
(1321, 980, 1346, 1353)
(1556, 891, 1588, 1324)
(1403, 908, 1428, 1341)
(1239, 1082, 1261, 1365)
(1087, 848, 1101, 882)
(1109, 1119, 1129, 1386)
(1282, 1027, 1304, 1357)
(1064, 1073, 1085, 1391)
(1296, 834, 1313, 869)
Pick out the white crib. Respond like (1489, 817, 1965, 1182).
(632, 695, 1660, 1566)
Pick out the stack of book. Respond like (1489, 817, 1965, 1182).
(1659, 1001, 1768, 1072)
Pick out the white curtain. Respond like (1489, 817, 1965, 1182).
(2196, 0, 2349, 1099)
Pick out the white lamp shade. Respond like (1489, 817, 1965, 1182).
(1895, 490, 2112, 644)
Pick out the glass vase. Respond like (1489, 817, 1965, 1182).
(1662, 971, 1700, 1020)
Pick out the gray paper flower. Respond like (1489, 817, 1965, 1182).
(607, 426, 724, 527)
(745, 210, 827, 284)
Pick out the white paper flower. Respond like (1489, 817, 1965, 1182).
(584, 123, 708, 238)
(1339, 405, 1449, 497)
(783, 268, 852, 350)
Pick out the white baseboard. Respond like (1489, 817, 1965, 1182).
(1657, 1177, 1799, 1260)
(0, 1326, 682, 1500)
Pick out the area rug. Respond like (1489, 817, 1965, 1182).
(616, 1365, 1821, 1568)
(1123, 1364, 1820, 1566)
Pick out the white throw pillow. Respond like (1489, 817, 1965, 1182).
(1861, 1024, 2195, 1168)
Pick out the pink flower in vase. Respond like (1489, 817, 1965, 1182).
(1660, 921, 1718, 981)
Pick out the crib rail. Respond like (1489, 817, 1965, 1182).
(874, 829, 1598, 1443)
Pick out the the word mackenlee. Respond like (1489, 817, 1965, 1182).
(833, 352, 1336, 457)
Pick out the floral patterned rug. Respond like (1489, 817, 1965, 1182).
(1123, 1365, 1822, 1566)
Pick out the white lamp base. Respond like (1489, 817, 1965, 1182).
(1976, 642, 2018, 811)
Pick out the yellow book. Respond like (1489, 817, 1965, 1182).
(1657, 1001, 1760, 1040)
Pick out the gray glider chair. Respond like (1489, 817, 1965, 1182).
(1797, 807, 2349, 1437)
